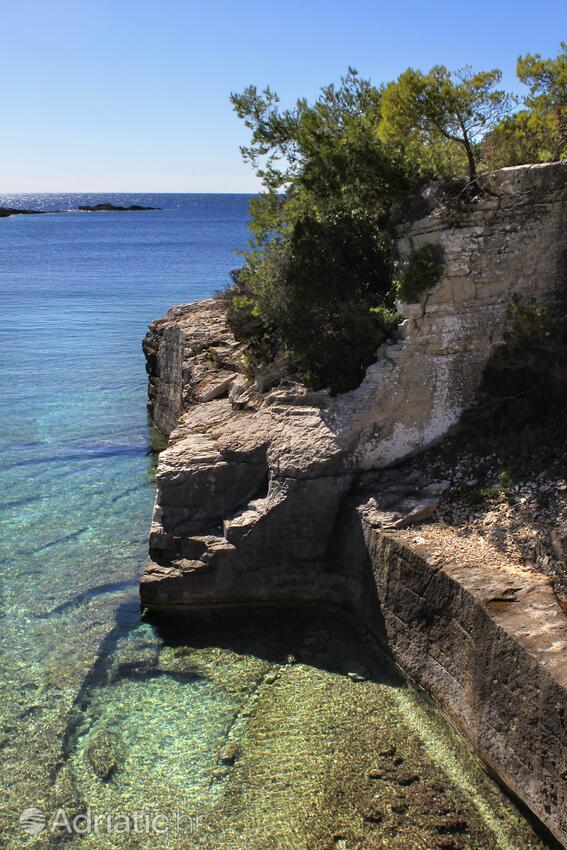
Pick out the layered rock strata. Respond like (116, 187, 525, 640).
(141, 162, 567, 610)
(141, 162, 567, 845)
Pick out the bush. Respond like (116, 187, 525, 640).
(220, 269, 265, 339)
(472, 296, 567, 432)
(225, 213, 401, 394)
(262, 214, 400, 393)
(220, 269, 280, 370)
(394, 243, 445, 304)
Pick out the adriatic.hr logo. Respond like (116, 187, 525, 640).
(19, 808, 47, 835)
(18, 806, 204, 837)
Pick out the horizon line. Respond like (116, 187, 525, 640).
(0, 189, 262, 195)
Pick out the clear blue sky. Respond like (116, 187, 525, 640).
(1, 0, 565, 192)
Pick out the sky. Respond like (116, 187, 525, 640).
(0, 0, 565, 193)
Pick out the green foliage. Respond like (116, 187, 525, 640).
(474, 296, 567, 431)
(228, 70, 413, 393)
(219, 269, 279, 372)
(218, 270, 263, 339)
(230, 69, 413, 248)
(394, 243, 445, 304)
(517, 41, 567, 161)
(497, 468, 514, 492)
(481, 43, 567, 169)
(244, 213, 399, 393)
(480, 110, 547, 169)
(379, 65, 516, 182)
(226, 53, 563, 397)
(467, 472, 514, 506)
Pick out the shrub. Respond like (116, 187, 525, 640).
(471, 296, 567, 432)
(263, 214, 399, 393)
(220, 269, 280, 372)
(394, 243, 445, 304)
(224, 213, 401, 394)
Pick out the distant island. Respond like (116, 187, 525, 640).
(0, 202, 161, 218)
(78, 203, 161, 212)
(0, 207, 45, 217)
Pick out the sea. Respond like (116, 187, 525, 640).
(0, 194, 551, 849)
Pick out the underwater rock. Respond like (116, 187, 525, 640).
(394, 771, 421, 786)
(264, 671, 278, 684)
(390, 796, 408, 814)
(361, 799, 384, 823)
(219, 741, 240, 765)
(347, 671, 367, 682)
(436, 815, 469, 834)
(367, 768, 388, 780)
(85, 729, 124, 781)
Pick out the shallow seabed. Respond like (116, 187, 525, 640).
(8, 606, 547, 850)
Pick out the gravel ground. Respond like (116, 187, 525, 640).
(402, 445, 567, 605)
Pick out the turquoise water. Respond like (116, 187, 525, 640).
(0, 195, 249, 844)
(0, 196, 551, 849)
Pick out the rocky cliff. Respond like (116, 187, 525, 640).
(140, 162, 567, 845)
(141, 162, 567, 611)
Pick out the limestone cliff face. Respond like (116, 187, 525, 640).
(141, 162, 567, 610)
(141, 162, 567, 844)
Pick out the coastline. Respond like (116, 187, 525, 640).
(140, 162, 567, 846)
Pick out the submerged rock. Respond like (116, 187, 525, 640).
(51, 764, 84, 815)
(219, 741, 240, 766)
(85, 729, 124, 781)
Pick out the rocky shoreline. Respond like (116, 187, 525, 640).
(141, 162, 567, 846)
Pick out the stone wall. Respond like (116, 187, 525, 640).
(329, 488, 567, 847)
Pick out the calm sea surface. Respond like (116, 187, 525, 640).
(0, 195, 550, 848)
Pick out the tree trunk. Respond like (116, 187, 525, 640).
(464, 140, 476, 183)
